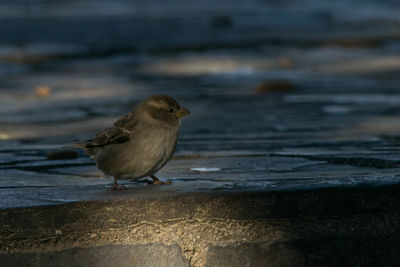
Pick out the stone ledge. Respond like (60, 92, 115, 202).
(1, 185, 400, 266)
(0, 244, 188, 267)
(205, 237, 400, 267)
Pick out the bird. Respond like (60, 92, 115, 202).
(72, 95, 190, 190)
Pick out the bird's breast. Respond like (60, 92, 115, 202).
(95, 125, 179, 179)
(125, 125, 179, 177)
(144, 126, 179, 161)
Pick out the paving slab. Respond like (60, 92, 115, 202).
(1, 0, 400, 266)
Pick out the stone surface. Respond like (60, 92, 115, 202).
(0, 244, 189, 267)
(206, 242, 307, 267)
(1, 186, 400, 266)
(1, 1, 400, 266)
(206, 237, 400, 267)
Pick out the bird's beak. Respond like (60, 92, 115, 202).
(177, 107, 191, 118)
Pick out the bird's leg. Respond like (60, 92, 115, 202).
(110, 176, 126, 190)
(145, 175, 172, 185)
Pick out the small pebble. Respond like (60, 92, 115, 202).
(256, 79, 294, 94)
(278, 56, 293, 69)
(34, 85, 52, 98)
(90, 233, 98, 238)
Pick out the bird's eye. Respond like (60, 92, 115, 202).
(169, 108, 174, 113)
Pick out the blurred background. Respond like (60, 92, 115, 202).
(1, 0, 400, 192)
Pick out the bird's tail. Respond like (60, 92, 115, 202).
(63, 140, 99, 157)
(62, 142, 86, 149)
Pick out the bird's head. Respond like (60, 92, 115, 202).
(142, 95, 190, 126)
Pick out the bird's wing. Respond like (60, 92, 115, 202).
(86, 126, 132, 148)
(79, 126, 132, 157)
(70, 112, 137, 157)
(86, 111, 138, 148)
(113, 112, 137, 129)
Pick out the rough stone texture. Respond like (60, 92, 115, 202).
(1, 187, 400, 266)
(206, 238, 400, 267)
(206, 242, 307, 267)
(0, 244, 189, 267)
(1, 1, 400, 266)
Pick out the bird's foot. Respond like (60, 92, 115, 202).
(145, 179, 172, 185)
(145, 175, 172, 185)
(108, 183, 126, 190)
(109, 177, 126, 190)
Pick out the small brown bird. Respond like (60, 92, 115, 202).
(74, 95, 190, 190)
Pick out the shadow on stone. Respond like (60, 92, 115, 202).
(205, 237, 400, 267)
(0, 244, 188, 267)
(205, 241, 307, 267)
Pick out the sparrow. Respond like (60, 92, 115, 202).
(73, 95, 190, 190)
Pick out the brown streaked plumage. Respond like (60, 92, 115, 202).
(73, 95, 190, 190)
